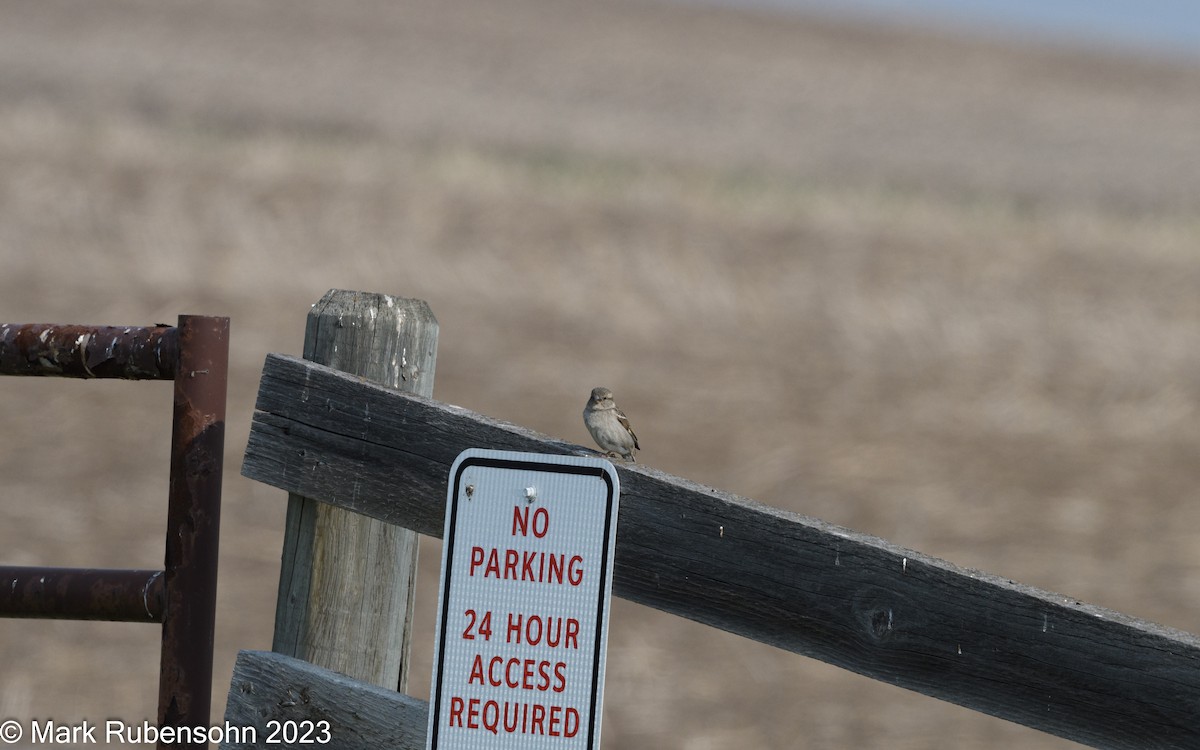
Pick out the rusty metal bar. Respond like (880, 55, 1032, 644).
(0, 566, 165, 622)
(157, 315, 228, 747)
(0, 315, 229, 745)
(0, 323, 177, 379)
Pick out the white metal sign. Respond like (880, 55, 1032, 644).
(427, 449, 621, 750)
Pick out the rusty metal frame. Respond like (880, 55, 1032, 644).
(0, 315, 228, 747)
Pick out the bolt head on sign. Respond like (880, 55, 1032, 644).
(426, 449, 621, 750)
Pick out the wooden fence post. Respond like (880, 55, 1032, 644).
(272, 289, 437, 690)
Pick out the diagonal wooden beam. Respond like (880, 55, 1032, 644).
(221, 650, 428, 750)
(243, 352, 1200, 750)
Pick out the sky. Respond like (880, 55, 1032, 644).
(684, 0, 1200, 62)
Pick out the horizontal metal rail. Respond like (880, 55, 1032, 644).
(0, 315, 229, 748)
(0, 323, 178, 379)
(0, 566, 165, 622)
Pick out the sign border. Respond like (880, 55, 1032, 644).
(428, 451, 620, 749)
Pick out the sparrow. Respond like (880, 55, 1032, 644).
(583, 386, 640, 462)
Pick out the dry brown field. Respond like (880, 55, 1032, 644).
(2, 0, 1199, 747)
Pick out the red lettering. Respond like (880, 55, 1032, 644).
(531, 507, 549, 537)
(511, 506, 550, 538)
(488, 656, 503, 687)
(502, 701, 522, 734)
(467, 654, 485, 685)
(483, 700, 499, 734)
(445, 697, 582, 735)
(544, 616, 562, 647)
(511, 506, 530, 536)
(467, 698, 480, 730)
(465, 656, 567, 692)
(511, 506, 550, 537)
(462, 609, 492, 640)
(465, 548, 583, 584)
(505, 613, 581, 649)
(526, 615, 543, 646)
(520, 658, 534, 689)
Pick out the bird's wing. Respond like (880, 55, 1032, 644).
(616, 408, 640, 450)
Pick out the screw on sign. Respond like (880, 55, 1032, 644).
(427, 450, 621, 750)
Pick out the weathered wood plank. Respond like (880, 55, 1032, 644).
(220, 650, 428, 750)
(243, 352, 1200, 750)
(273, 290, 436, 692)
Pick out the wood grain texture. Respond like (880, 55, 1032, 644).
(273, 290, 437, 691)
(244, 352, 1200, 749)
(220, 649, 428, 750)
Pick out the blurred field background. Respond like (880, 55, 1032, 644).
(2, 0, 1199, 747)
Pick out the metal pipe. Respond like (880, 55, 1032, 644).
(0, 323, 177, 379)
(157, 315, 228, 747)
(0, 316, 230, 744)
(0, 566, 165, 621)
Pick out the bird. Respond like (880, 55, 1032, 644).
(583, 386, 640, 462)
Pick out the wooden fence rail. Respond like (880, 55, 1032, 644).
(238, 351, 1200, 750)
(223, 650, 428, 750)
